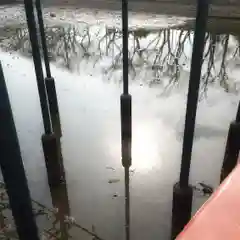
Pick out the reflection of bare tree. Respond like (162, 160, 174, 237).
(2, 27, 30, 53)
(219, 35, 229, 91)
(232, 36, 240, 57)
(201, 33, 218, 94)
(150, 29, 191, 89)
(46, 24, 92, 70)
(1, 23, 240, 93)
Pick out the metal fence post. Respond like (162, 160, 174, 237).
(35, 0, 62, 138)
(220, 102, 240, 182)
(171, 0, 209, 238)
(121, 0, 132, 240)
(24, 0, 62, 188)
(24, 0, 51, 136)
(35, 0, 65, 186)
(0, 62, 40, 240)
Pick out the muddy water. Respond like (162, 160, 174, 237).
(1, 8, 240, 240)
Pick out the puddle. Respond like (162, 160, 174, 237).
(0, 6, 240, 240)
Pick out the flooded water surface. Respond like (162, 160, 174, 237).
(0, 5, 240, 240)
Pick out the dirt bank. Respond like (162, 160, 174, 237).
(41, 0, 240, 19)
(3, 0, 240, 19)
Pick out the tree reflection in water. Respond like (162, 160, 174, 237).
(1, 22, 240, 95)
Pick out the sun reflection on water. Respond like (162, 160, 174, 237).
(131, 123, 160, 172)
(107, 120, 176, 173)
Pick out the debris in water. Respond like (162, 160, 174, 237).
(50, 12, 56, 18)
(64, 216, 76, 224)
(193, 182, 214, 196)
(106, 166, 115, 171)
(198, 182, 214, 196)
(92, 225, 98, 240)
(108, 178, 120, 184)
(129, 168, 136, 177)
(129, 168, 136, 174)
(112, 193, 119, 199)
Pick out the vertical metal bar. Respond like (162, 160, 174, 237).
(122, 0, 129, 95)
(24, 0, 52, 135)
(171, 1, 209, 238)
(35, 0, 62, 137)
(35, 0, 51, 78)
(124, 166, 130, 240)
(179, 0, 209, 188)
(121, 1, 131, 240)
(220, 121, 240, 182)
(236, 102, 240, 122)
(220, 101, 240, 182)
(24, 0, 62, 188)
(121, 93, 131, 240)
(41, 134, 62, 187)
(0, 62, 40, 240)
